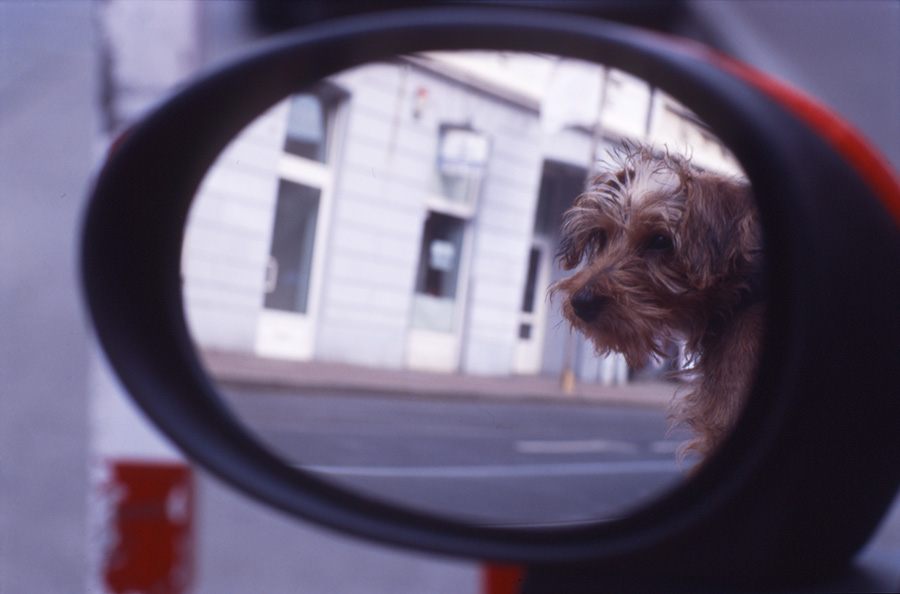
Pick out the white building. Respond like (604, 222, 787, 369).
(182, 51, 742, 383)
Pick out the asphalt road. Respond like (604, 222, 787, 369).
(220, 385, 694, 527)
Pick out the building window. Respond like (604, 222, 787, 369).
(411, 212, 467, 332)
(518, 246, 541, 339)
(283, 92, 331, 162)
(263, 180, 321, 314)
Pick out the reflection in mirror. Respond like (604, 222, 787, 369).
(181, 51, 759, 527)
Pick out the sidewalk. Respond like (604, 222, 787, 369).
(200, 350, 679, 408)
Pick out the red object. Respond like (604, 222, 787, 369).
(102, 461, 194, 594)
(482, 564, 525, 594)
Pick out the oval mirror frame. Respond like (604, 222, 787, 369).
(81, 6, 900, 583)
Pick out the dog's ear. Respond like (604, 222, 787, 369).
(679, 174, 760, 290)
(556, 178, 614, 270)
(556, 194, 594, 270)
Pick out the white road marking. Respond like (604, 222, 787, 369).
(649, 440, 682, 454)
(515, 439, 639, 455)
(298, 460, 681, 478)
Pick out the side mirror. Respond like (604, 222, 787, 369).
(81, 6, 900, 591)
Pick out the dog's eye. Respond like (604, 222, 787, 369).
(645, 234, 673, 252)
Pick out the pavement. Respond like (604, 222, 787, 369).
(2, 4, 94, 592)
(201, 349, 680, 407)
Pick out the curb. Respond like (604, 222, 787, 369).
(199, 350, 679, 408)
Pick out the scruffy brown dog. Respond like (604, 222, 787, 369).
(552, 145, 765, 458)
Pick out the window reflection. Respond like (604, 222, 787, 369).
(412, 212, 466, 332)
(183, 52, 747, 525)
(283, 92, 329, 162)
(263, 181, 321, 314)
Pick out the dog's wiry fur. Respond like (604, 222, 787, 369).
(551, 145, 765, 458)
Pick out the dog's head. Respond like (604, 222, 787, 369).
(551, 146, 762, 367)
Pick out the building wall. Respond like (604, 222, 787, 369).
(183, 59, 546, 375)
(319, 61, 544, 375)
(314, 62, 422, 369)
(456, 88, 544, 376)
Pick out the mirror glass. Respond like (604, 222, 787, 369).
(181, 51, 758, 527)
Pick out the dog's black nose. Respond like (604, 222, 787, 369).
(571, 289, 608, 322)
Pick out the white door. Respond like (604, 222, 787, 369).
(405, 211, 472, 372)
(405, 126, 486, 372)
(255, 90, 339, 359)
(254, 164, 331, 359)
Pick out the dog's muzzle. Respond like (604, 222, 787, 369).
(571, 288, 609, 322)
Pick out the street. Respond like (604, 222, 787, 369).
(219, 384, 693, 526)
